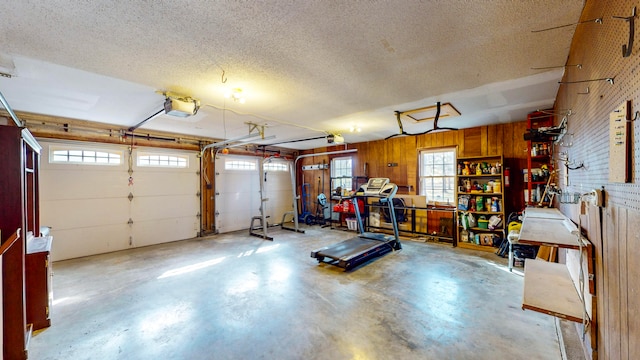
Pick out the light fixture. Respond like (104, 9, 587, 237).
(225, 88, 246, 104)
(349, 125, 362, 132)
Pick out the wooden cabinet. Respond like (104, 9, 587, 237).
(525, 111, 555, 207)
(26, 236, 53, 331)
(0, 124, 42, 360)
(455, 155, 506, 251)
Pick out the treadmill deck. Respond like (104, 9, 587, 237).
(310, 235, 398, 270)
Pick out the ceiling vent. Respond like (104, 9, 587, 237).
(164, 96, 200, 117)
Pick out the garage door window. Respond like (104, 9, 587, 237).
(50, 147, 121, 165)
(264, 162, 288, 172)
(137, 153, 189, 168)
(225, 159, 256, 170)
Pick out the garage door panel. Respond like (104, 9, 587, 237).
(264, 165, 293, 224)
(131, 171, 197, 196)
(131, 195, 199, 220)
(40, 141, 200, 260)
(217, 191, 259, 211)
(217, 173, 258, 191)
(215, 155, 292, 234)
(132, 217, 198, 247)
(41, 198, 130, 229)
(217, 211, 253, 233)
(40, 169, 128, 201)
(50, 224, 130, 261)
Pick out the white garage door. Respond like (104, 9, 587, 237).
(215, 154, 293, 233)
(39, 140, 199, 261)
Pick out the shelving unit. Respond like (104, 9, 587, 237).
(455, 155, 505, 252)
(329, 176, 367, 229)
(0, 124, 43, 360)
(519, 207, 595, 325)
(525, 111, 554, 207)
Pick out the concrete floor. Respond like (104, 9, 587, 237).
(30, 226, 571, 359)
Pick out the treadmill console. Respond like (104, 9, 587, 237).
(363, 178, 389, 195)
(355, 177, 397, 198)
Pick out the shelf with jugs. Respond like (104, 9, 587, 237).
(455, 155, 506, 252)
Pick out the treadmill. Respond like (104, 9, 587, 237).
(310, 178, 402, 270)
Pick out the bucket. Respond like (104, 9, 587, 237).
(477, 219, 489, 229)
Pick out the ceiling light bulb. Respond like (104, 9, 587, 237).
(239, 98, 246, 104)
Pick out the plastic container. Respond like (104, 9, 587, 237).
(346, 218, 358, 231)
(493, 179, 501, 193)
(477, 219, 489, 229)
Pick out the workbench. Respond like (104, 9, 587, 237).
(518, 207, 594, 324)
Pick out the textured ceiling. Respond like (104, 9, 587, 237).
(0, 0, 585, 149)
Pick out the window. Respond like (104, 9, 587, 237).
(331, 157, 353, 191)
(263, 162, 288, 172)
(50, 147, 121, 165)
(419, 148, 456, 204)
(225, 159, 256, 171)
(137, 153, 189, 168)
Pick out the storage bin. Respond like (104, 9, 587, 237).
(346, 218, 358, 231)
(477, 219, 489, 229)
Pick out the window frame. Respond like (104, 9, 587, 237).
(263, 161, 289, 172)
(137, 152, 190, 168)
(331, 156, 353, 192)
(49, 145, 122, 166)
(418, 147, 457, 205)
(224, 158, 257, 171)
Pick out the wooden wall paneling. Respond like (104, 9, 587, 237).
(417, 132, 432, 149)
(586, 203, 603, 353)
(462, 127, 481, 157)
(480, 126, 488, 156)
(443, 130, 455, 148)
(383, 139, 394, 182)
(584, 202, 604, 358)
(486, 124, 499, 156)
(354, 142, 367, 177)
(402, 136, 417, 193)
(369, 141, 385, 178)
(434, 131, 444, 147)
(502, 122, 514, 158)
(619, 206, 629, 360)
(628, 209, 640, 360)
(397, 137, 408, 187)
(201, 148, 215, 234)
(456, 129, 464, 155)
(604, 206, 621, 360)
(406, 143, 417, 195)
